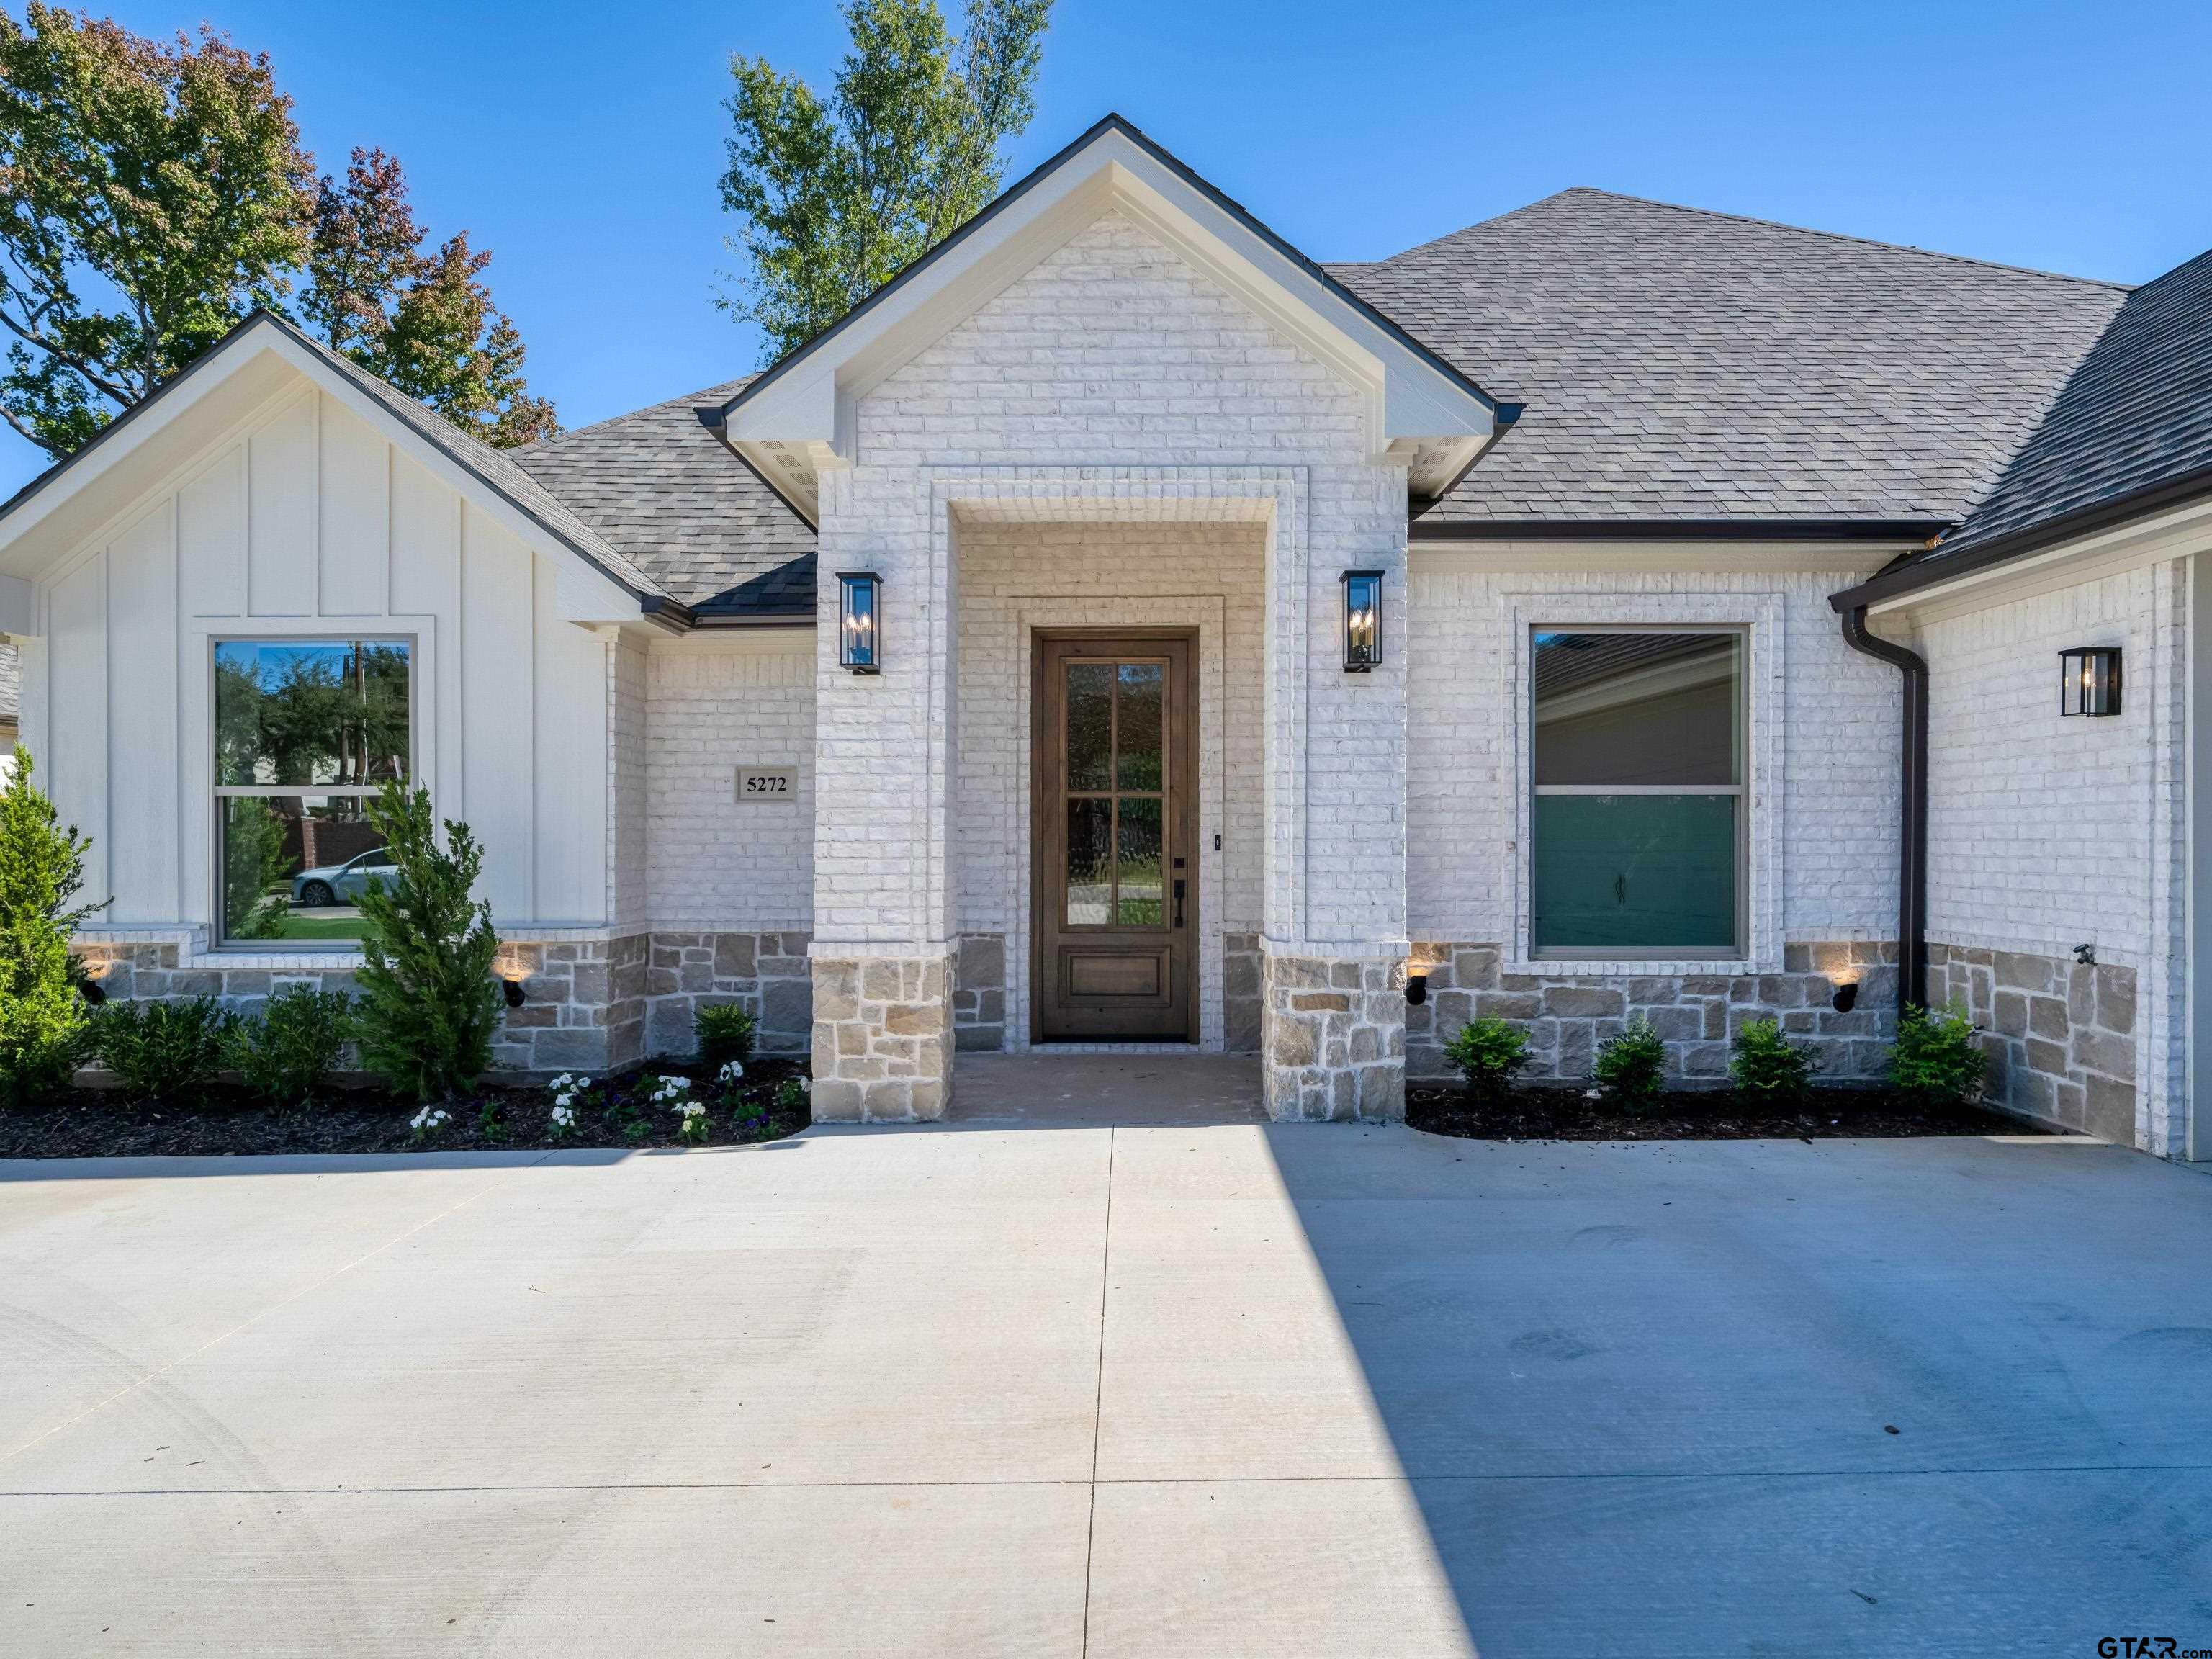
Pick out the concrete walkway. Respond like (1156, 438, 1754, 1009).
(4, 1121, 2209, 1655)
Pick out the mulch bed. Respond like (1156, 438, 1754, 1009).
(0, 1056, 814, 1159)
(1406, 1082, 2051, 1142)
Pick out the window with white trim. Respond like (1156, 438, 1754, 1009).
(214, 639, 410, 946)
(1530, 628, 1743, 956)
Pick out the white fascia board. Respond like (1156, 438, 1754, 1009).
(724, 125, 1494, 476)
(1870, 496, 2212, 624)
(0, 322, 295, 577)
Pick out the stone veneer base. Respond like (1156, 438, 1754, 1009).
(1403, 941, 1900, 1084)
(810, 948, 957, 1122)
(1925, 943, 2136, 1142)
(74, 929, 816, 1080)
(1261, 950, 1406, 1122)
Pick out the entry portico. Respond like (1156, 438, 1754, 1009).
(705, 118, 1506, 1120)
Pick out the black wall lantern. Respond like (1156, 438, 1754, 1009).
(2059, 645, 2121, 717)
(837, 571, 881, 675)
(1341, 570, 1384, 673)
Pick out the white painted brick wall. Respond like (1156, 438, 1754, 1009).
(1920, 568, 2169, 961)
(955, 520, 1265, 1045)
(646, 636, 814, 931)
(1407, 567, 1900, 948)
(820, 210, 1408, 957)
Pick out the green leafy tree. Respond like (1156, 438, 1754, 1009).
(0, 4, 313, 455)
(352, 780, 501, 1103)
(302, 148, 555, 448)
(0, 746, 103, 1105)
(0, 6, 553, 457)
(218, 797, 289, 940)
(719, 0, 1053, 359)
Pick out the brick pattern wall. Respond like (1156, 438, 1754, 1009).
(1260, 950, 1406, 1120)
(818, 207, 1411, 1110)
(1917, 564, 2182, 1153)
(647, 639, 814, 932)
(952, 519, 1264, 1051)
(609, 632, 650, 928)
(1403, 940, 1899, 1084)
(810, 950, 956, 1121)
(493, 935, 648, 1074)
(1406, 567, 1899, 948)
(1926, 943, 2136, 1142)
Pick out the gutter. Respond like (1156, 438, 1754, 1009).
(1833, 459, 2212, 611)
(1833, 602, 1928, 1016)
(1409, 516, 1947, 543)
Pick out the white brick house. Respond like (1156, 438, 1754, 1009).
(1, 115, 2208, 1156)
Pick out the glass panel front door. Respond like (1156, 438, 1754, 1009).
(1035, 637, 1194, 1041)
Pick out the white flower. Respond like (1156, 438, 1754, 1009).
(549, 1104, 575, 1129)
(549, 1074, 573, 1092)
(718, 1060, 746, 1082)
(673, 1100, 706, 1119)
(659, 1074, 687, 1089)
(410, 1107, 449, 1133)
(799, 1079, 811, 1093)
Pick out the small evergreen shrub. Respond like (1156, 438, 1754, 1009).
(1889, 1001, 1988, 1107)
(694, 1003, 755, 1072)
(1593, 1018, 1668, 1108)
(1444, 1015, 1529, 1099)
(96, 997, 235, 1102)
(1730, 1015, 1819, 1106)
(0, 747, 103, 1107)
(231, 988, 354, 1107)
(353, 781, 502, 1103)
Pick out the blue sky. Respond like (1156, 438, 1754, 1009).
(4, 0, 2209, 495)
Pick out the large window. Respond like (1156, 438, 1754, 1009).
(1531, 629, 1743, 956)
(215, 639, 410, 945)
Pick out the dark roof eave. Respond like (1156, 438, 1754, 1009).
(1412, 516, 1948, 543)
(716, 113, 1506, 429)
(1829, 462, 2212, 613)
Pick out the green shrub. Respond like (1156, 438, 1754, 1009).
(1730, 1015, 1819, 1106)
(96, 997, 235, 1102)
(1593, 1018, 1668, 1108)
(354, 781, 502, 1103)
(1889, 1001, 1988, 1107)
(231, 987, 355, 1107)
(0, 747, 103, 1107)
(1444, 1015, 1529, 1099)
(694, 1002, 756, 1073)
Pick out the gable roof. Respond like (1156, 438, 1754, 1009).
(513, 378, 814, 616)
(708, 112, 1511, 520)
(0, 310, 670, 608)
(1834, 243, 2212, 606)
(1328, 187, 2130, 535)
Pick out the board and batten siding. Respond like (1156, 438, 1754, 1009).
(21, 383, 612, 930)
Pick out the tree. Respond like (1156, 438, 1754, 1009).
(303, 149, 556, 448)
(0, 6, 554, 457)
(719, 0, 1053, 359)
(0, 746, 103, 1105)
(351, 780, 502, 1103)
(0, 4, 313, 455)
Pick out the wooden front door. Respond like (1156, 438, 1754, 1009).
(1033, 633, 1196, 1041)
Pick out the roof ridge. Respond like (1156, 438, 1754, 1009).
(526, 374, 757, 450)
(1533, 186, 2135, 292)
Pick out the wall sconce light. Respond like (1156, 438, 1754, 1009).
(2059, 645, 2121, 717)
(1830, 980, 1858, 1013)
(503, 976, 526, 1009)
(78, 975, 107, 1007)
(1405, 974, 1429, 1007)
(837, 571, 881, 675)
(1341, 570, 1383, 673)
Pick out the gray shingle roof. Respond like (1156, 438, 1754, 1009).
(1902, 244, 2212, 567)
(1328, 188, 2130, 529)
(513, 380, 817, 616)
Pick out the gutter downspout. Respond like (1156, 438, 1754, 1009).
(1836, 604, 1928, 1015)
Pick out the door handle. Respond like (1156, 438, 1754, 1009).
(1172, 879, 1186, 928)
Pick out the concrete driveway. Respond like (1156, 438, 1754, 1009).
(4, 1118, 2210, 1657)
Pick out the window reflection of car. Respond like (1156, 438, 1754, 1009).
(292, 848, 395, 907)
